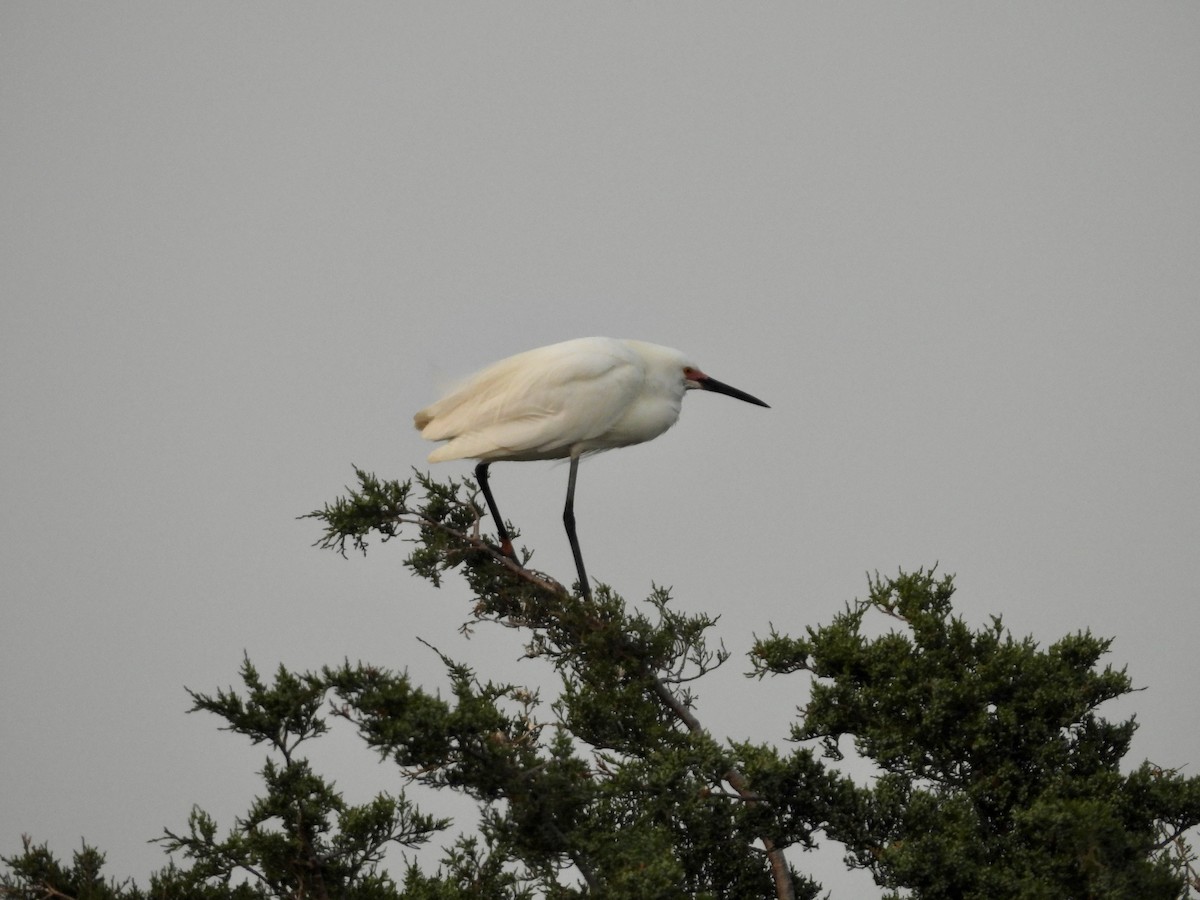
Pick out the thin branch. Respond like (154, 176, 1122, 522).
(548, 822, 600, 893)
(645, 663, 794, 900)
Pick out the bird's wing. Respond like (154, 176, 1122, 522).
(418, 341, 645, 461)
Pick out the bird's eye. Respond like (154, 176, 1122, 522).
(683, 367, 700, 380)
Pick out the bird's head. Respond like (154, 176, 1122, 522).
(683, 365, 770, 408)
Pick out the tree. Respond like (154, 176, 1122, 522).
(752, 567, 1200, 898)
(4, 471, 1199, 899)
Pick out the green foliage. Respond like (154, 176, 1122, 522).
(307, 472, 827, 898)
(752, 567, 1200, 899)
(0, 838, 143, 900)
(156, 658, 447, 900)
(5, 474, 1200, 900)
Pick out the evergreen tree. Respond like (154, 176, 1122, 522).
(752, 568, 1200, 899)
(4, 471, 1198, 899)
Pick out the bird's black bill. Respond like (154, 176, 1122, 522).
(699, 376, 770, 408)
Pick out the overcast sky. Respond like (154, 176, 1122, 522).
(3, 4, 1198, 896)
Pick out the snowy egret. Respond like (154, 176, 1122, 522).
(414, 337, 769, 594)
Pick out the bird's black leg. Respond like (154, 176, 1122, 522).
(563, 455, 591, 598)
(474, 462, 517, 562)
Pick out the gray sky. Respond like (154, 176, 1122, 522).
(2, 4, 1198, 896)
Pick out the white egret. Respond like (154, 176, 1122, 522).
(414, 337, 769, 594)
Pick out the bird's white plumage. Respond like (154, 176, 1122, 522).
(414, 336, 767, 594)
(414, 337, 690, 463)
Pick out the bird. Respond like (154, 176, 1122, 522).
(413, 336, 769, 595)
